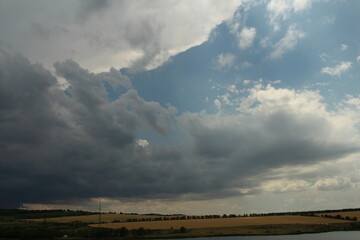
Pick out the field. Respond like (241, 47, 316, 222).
(89, 215, 348, 230)
(3, 209, 360, 239)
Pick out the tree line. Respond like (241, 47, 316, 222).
(109, 208, 360, 223)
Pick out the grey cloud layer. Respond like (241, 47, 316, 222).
(0, 52, 358, 208)
(0, 0, 243, 72)
(78, 0, 110, 22)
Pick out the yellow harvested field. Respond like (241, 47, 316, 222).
(316, 211, 360, 221)
(27, 213, 165, 223)
(90, 215, 348, 230)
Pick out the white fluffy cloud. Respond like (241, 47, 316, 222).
(267, 0, 313, 31)
(321, 61, 352, 76)
(243, 79, 251, 85)
(214, 99, 222, 109)
(340, 44, 348, 51)
(227, 6, 257, 50)
(260, 175, 356, 194)
(136, 139, 149, 148)
(343, 95, 360, 123)
(234, 85, 358, 142)
(237, 27, 257, 49)
(268, 24, 305, 59)
(314, 177, 352, 191)
(216, 53, 236, 69)
(346, 96, 360, 109)
(261, 179, 310, 193)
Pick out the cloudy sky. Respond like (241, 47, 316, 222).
(1, 0, 360, 214)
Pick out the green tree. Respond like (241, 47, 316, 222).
(118, 226, 129, 236)
(180, 226, 186, 233)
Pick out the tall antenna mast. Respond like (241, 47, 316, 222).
(98, 200, 102, 227)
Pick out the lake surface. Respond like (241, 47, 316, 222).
(157, 231, 360, 240)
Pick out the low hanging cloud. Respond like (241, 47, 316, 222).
(1, 52, 359, 208)
(321, 61, 352, 76)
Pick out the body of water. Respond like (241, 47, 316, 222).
(157, 231, 360, 240)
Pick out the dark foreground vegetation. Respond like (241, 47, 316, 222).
(1, 220, 360, 239)
(1, 208, 360, 239)
(0, 209, 95, 220)
(0, 220, 158, 239)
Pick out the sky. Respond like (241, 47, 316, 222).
(0, 0, 360, 215)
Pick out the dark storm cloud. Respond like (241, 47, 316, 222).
(0, 52, 179, 208)
(0, 52, 66, 207)
(0, 52, 62, 145)
(1, 52, 359, 208)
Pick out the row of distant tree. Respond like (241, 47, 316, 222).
(109, 208, 360, 223)
(320, 214, 357, 221)
(1, 207, 359, 221)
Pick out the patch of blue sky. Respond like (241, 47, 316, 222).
(103, 81, 129, 102)
(304, 1, 360, 102)
(123, 23, 238, 114)
(110, 0, 359, 115)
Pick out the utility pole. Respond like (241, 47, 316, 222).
(98, 200, 102, 227)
